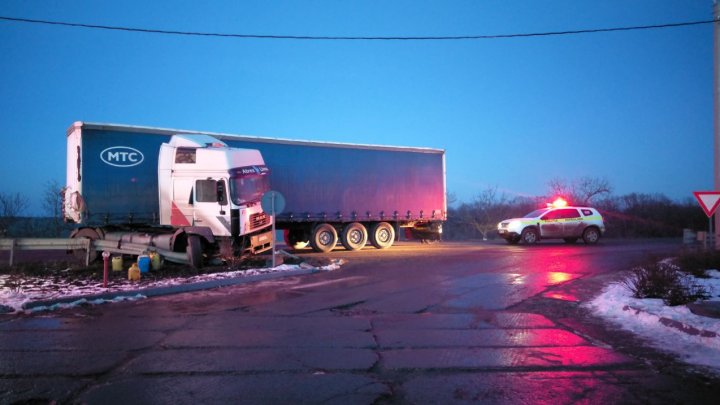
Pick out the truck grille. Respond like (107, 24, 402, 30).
(250, 212, 269, 230)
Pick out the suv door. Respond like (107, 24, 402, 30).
(539, 209, 564, 238)
(556, 208, 583, 237)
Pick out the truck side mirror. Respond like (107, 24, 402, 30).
(217, 180, 228, 206)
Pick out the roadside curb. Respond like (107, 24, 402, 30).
(622, 304, 719, 339)
(21, 268, 320, 312)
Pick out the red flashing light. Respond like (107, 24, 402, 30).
(550, 197, 568, 208)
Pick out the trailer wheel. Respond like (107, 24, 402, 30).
(370, 222, 395, 249)
(186, 234, 203, 268)
(284, 229, 310, 250)
(70, 227, 100, 263)
(310, 223, 338, 253)
(341, 222, 368, 251)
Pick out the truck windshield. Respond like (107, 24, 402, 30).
(229, 166, 271, 205)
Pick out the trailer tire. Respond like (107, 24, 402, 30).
(341, 222, 368, 251)
(310, 223, 338, 253)
(370, 222, 395, 249)
(186, 234, 203, 268)
(70, 227, 100, 263)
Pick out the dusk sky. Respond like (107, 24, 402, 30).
(0, 1, 715, 214)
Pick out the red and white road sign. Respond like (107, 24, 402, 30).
(693, 191, 720, 217)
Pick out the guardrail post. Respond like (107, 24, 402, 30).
(9, 239, 15, 267)
(85, 238, 92, 267)
(102, 251, 110, 288)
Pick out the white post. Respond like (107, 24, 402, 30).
(9, 239, 15, 267)
(271, 192, 277, 268)
(714, 2, 720, 248)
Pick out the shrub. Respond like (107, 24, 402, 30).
(624, 262, 710, 306)
(674, 250, 720, 278)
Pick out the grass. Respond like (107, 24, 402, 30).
(1, 246, 324, 290)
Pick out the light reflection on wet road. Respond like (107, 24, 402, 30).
(3, 239, 719, 403)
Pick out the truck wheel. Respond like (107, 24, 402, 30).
(284, 229, 310, 250)
(582, 227, 600, 245)
(310, 223, 338, 253)
(521, 228, 539, 244)
(186, 234, 203, 268)
(70, 227, 100, 263)
(341, 222, 368, 251)
(370, 222, 395, 249)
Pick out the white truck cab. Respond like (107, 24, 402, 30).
(158, 135, 272, 254)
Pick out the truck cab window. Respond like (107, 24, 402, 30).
(175, 148, 196, 164)
(196, 179, 218, 202)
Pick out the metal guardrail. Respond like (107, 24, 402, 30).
(0, 238, 91, 267)
(93, 240, 188, 265)
(0, 238, 188, 267)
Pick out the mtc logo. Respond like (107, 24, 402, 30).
(100, 146, 145, 167)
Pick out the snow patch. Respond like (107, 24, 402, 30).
(585, 270, 720, 371)
(0, 259, 343, 314)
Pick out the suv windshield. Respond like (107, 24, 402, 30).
(229, 166, 270, 205)
(523, 209, 549, 218)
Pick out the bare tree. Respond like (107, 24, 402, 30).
(42, 180, 65, 236)
(547, 176, 612, 206)
(446, 192, 458, 208)
(466, 186, 512, 240)
(0, 192, 30, 237)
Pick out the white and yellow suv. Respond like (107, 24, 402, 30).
(497, 199, 605, 245)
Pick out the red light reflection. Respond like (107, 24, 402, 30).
(547, 271, 572, 285)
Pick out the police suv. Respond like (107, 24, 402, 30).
(497, 200, 605, 245)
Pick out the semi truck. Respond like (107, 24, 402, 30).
(63, 122, 446, 267)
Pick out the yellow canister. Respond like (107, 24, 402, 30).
(112, 256, 123, 272)
(150, 252, 162, 270)
(128, 263, 141, 281)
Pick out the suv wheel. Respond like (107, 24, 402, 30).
(521, 228, 539, 244)
(582, 227, 600, 245)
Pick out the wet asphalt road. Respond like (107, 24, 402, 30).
(2, 239, 720, 403)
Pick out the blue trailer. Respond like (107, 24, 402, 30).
(64, 122, 446, 261)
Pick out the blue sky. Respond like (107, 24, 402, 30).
(0, 0, 715, 214)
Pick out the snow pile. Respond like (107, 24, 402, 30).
(26, 294, 147, 314)
(586, 270, 720, 370)
(0, 259, 344, 314)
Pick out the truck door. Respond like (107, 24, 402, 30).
(192, 178, 231, 236)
